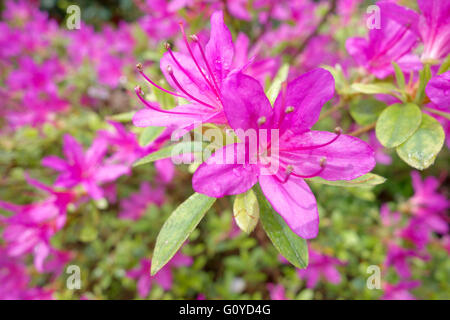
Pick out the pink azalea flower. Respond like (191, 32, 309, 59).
(0, 176, 73, 272)
(425, 71, 450, 148)
(267, 283, 287, 300)
(0, 248, 54, 300)
(346, 1, 421, 78)
(369, 131, 392, 165)
(119, 182, 164, 220)
(417, 0, 450, 61)
(409, 171, 449, 235)
(133, 11, 248, 131)
(384, 243, 429, 279)
(381, 280, 421, 300)
(193, 69, 375, 239)
(42, 134, 130, 200)
(399, 218, 431, 250)
(380, 203, 401, 227)
(127, 252, 193, 298)
(294, 249, 345, 289)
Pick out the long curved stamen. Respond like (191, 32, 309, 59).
(178, 23, 220, 98)
(136, 63, 183, 98)
(165, 43, 213, 96)
(166, 65, 216, 109)
(282, 127, 343, 152)
(134, 86, 198, 116)
(190, 34, 221, 99)
(275, 158, 327, 184)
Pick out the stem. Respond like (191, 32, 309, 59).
(318, 100, 346, 121)
(349, 122, 376, 137)
(289, 0, 337, 63)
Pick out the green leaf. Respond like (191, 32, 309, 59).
(306, 173, 386, 187)
(266, 63, 289, 106)
(233, 189, 260, 234)
(392, 61, 406, 91)
(133, 141, 204, 167)
(138, 126, 165, 147)
(256, 185, 308, 269)
(351, 82, 397, 95)
(108, 111, 135, 122)
(415, 64, 432, 104)
(396, 114, 445, 170)
(349, 98, 386, 125)
(151, 193, 216, 275)
(438, 54, 450, 74)
(376, 103, 422, 148)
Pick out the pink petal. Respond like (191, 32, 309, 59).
(62, 134, 84, 165)
(426, 71, 450, 110)
(259, 175, 319, 239)
(273, 68, 335, 134)
(41, 156, 68, 172)
(192, 143, 259, 197)
(280, 131, 375, 181)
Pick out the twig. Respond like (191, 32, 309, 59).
(349, 122, 376, 137)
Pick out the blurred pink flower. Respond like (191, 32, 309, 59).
(384, 243, 429, 279)
(296, 249, 345, 289)
(346, 2, 421, 78)
(127, 252, 193, 298)
(267, 283, 287, 300)
(381, 280, 420, 300)
(42, 134, 129, 200)
(119, 182, 164, 220)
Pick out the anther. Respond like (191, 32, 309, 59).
(167, 65, 173, 74)
(285, 106, 294, 113)
(334, 127, 343, 134)
(319, 157, 327, 167)
(164, 42, 171, 50)
(134, 85, 142, 94)
(136, 63, 143, 71)
(190, 34, 199, 42)
(257, 116, 267, 126)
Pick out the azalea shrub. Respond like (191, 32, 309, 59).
(0, 0, 449, 300)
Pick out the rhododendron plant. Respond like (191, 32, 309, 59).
(0, 0, 448, 302)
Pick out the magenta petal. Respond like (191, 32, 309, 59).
(192, 143, 258, 197)
(222, 72, 273, 134)
(273, 68, 335, 134)
(259, 175, 319, 239)
(426, 71, 450, 110)
(41, 156, 68, 172)
(95, 165, 129, 183)
(137, 275, 151, 298)
(345, 37, 368, 67)
(62, 134, 84, 165)
(132, 104, 211, 128)
(153, 268, 173, 291)
(280, 131, 375, 181)
(205, 11, 235, 82)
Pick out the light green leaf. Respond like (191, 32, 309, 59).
(438, 54, 450, 74)
(376, 103, 422, 148)
(266, 63, 289, 106)
(233, 189, 260, 234)
(138, 126, 165, 147)
(349, 98, 386, 125)
(108, 111, 135, 122)
(256, 185, 308, 269)
(351, 82, 397, 95)
(133, 141, 204, 167)
(415, 64, 432, 104)
(396, 114, 445, 170)
(151, 193, 216, 275)
(306, 173, 386, 187)
(392, 61, 406, 91)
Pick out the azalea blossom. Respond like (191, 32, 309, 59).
(193, 69, 375, 238)
(119, 182, 164, 220)
(381, 280, 421, 300)
(346, 1, 421, 78)
(127, 252, 193, 298)
(384, 243, 429, 279)
(295, 249, 345, 289)
(133, 11, 248, 131)
(42, 134, 129, 200)
(267, 283, 287, 300)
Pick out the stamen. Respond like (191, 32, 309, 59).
(166, 65, 216, 109)
(257, 116, 267, 126)
(283, 127, 343, 152)
(178, 23, 220, 98)
(290, 157, 327, 179)
(190, 33, 221, 98)
(134, 86, 198, 116)
(285, 106, 294, 113)
(135, 63, 183, 98)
